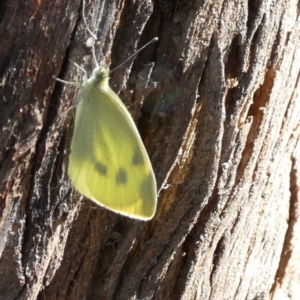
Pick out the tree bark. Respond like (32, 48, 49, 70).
(0, 0, 299, 299)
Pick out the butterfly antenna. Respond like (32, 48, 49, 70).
(110, 37, 158, 74)
(82, 0, 99, 68)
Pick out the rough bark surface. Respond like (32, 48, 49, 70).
(0, 0, 299, 299)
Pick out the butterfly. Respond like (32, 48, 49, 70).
(68, 39, 158, 220)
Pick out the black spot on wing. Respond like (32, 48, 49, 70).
(95, 161, 107, 175)
(116, 168, 127, 184)
(132, 149, 144, 165)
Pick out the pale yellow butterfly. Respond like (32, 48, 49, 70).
(67, 38, 158, 220)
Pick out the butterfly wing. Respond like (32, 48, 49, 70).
(68, 81, 157, 220)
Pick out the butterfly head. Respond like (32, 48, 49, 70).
(92, 67, 109, 88)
